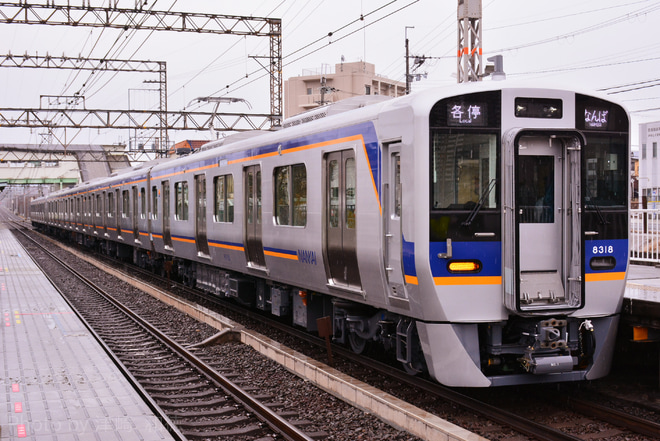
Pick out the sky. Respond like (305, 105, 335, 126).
(0, 0, 658, 149)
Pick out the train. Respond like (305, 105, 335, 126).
(30, 80, 630, 387)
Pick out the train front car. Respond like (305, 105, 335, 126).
(414, 86, 629, 386)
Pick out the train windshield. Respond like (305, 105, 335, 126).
(584, 134, 627, 208)
(431, 133, 498, 210)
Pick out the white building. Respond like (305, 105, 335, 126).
(639, 121, 660, 204)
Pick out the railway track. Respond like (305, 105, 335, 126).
(11, 224, 317, 441)
(12, 218, 660, 441)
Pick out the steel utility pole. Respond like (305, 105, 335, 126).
(457, 0, 483, 83)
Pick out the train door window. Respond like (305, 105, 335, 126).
(274, 164, 307, 226)
(115, 189, 121, 230)
(517, 156, 554, 223)
(122, 190, 129, 218)
(140, 187, 146, 219)
(329, 160, 339, 228)
(132, 186, 139, 236)
(246, 170, 262, 225)
(175, 181, 189, 221)
(107, 192, 114, 218)
(162, 181, 172, 247)
(151, 186, 158, 220)
(394, 155, 402, 217)
(345, 158, 356, 229)
(213, 174, 234, 223)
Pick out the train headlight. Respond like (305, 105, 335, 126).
(447, 260, 482, 273)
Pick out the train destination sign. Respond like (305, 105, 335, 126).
(584, 107, 609, 129)
(447, 102, 487, 126)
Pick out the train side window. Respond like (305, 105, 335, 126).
(213, 174, 234, 223)
(122, 190, 130, 218)
(140, 188, 146, 219)
(274, 164, 307, 227)
(96, 194, 102, 217)
(151, 186, 158, 220)
(175, 181, 189, 221)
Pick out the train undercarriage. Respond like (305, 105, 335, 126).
(47, 227, 598, 382)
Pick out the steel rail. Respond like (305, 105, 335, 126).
(12, 223, 314, 441)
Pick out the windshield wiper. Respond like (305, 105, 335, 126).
(462, 179, 497, 227)
(586, 200, 609, 225)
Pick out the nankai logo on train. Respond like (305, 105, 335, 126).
(297, 249, 317, 265)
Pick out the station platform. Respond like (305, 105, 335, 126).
(626, 264, 660, 301)
(0, 225, 176, 440)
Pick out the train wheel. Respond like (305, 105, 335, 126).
(348, 332, 368, 354)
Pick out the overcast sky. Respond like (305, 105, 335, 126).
(0, 0, 658, 148)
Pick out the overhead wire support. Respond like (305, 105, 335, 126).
(0, 107, 274, 132)
(0, 2, 276, 36)
(0, 1, 283, 136)
(0, 53, 163, 72)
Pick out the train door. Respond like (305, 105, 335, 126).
(162, 181, 173, 249)
(132, 186, 139, 241)
(504, 132, 583, 311)
(383, 143, 408, 301)
(244, 165, 266, 268)
(195, 174, 210, 256)
(114, 189, 121, 236)
(325, 150, 361, 288)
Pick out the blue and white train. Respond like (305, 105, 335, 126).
(30, 80, 629, 387)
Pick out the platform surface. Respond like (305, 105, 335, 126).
(0, 225, 175, 441)
(626, 264, 660, 303)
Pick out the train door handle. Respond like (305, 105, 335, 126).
(437, 238, 452, 259)
(474, 232, 495, 238)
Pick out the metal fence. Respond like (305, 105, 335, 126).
(630, 209, 660, 263)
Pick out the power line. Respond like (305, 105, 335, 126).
(217, 0, 420, 98)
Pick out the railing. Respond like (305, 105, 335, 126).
(630, 209, 660, 263)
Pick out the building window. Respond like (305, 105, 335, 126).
(213, 174, 234, 223)
(654, 142, 658, 158)
(175, 181, 189, 221)
(274, 164, 307, 226)
(642, 143, 646, 159)
(365, 85, 371, 95)
(307, 88, 312, 95)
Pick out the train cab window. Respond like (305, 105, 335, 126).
(213, 175, 234, 223)
(584, 135, 627, 208)
(175, 181, 189, 221)
(140, 188, 146, 219)
(274, 164, 306, 226)
(431, 133, 498, 210)
(152, 186, 158, 220)
(122, 190, 130, 218)
(107, 192, 114, 218)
